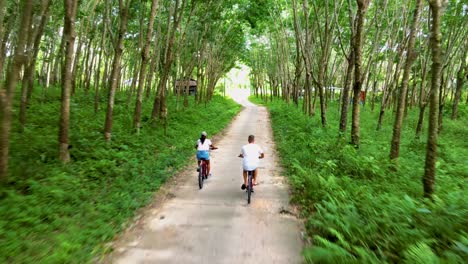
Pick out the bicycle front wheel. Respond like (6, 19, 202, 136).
(247, 172, 253, 204)
(198, 169, 203, 189)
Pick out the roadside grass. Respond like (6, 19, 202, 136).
(0, 89, 240, 263)
(251, 96, 467, 263)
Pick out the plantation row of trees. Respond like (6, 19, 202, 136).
(0, 0, 258, 179)
(245, 0, 467, 198)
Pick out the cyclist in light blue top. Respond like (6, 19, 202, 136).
(195, 131, 217, 176)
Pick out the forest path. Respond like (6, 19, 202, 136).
(105, 90, 303, 264)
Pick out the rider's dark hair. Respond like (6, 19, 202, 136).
(248, 135, 255, 143)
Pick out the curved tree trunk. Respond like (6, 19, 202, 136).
(59, 0, 78, 162)
(339, 1, 356, 133)
(152, 0, 186, 122)
(339, 54, 354, 132)
(94, 0, 110, 113)
(415, 52, 430, 138)
(0, 23, 12, 84)
(103, 0, 131, 141)
(451, 41, 466, 119)
(19, 0, 52, 130)
(0, 0, 6, 83)
(423, 0, 445, 198)
(350, 0, 370, 147)
(389, 0, 423, 160)
(0, 0, 34, 178)
(133, 0, 159, 132)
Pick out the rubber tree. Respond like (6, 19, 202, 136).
(0, 0, 34, 178)
(350, 0, 370, 147)
(19, 0, 52, 131)
(389, 0, 423, 160)
(103, 0, 132, 141)
(423, 0, 447, 198)
(133, 0, 159, 133)
(451, 39, 467, 120)
(338, 0, 355, 133)
(151, 0, 186, 126)
(58, 0, 79, 162)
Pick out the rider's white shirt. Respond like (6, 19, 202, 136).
(241, 143, 264, 171)
(197, 139, 212, 151)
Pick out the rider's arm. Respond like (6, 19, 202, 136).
(238, 153, 244, 158)
(258, 146, 265, 159)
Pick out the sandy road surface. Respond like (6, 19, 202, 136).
(105, 90, 303, 264)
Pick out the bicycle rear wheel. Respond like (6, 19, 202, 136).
(247, 171, 253, 204)
(202, 162, 208, 179)
(198, 167, 203, 189)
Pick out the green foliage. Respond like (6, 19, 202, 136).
(0, 90, 240, 263)
(403, 242, 439, 264)
(239, 0, 275, 33)
(250, 96, 468, 263)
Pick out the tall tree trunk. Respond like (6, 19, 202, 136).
(94, 44, 104, 113)
(134, 0, 159, 132)
(0, 0, 34, 179)
(85, 43, 97, 92)
(52, 31, 66, 86)
(71, 35, 84, 95)
(415, 54, 430, 139)
(103, 0, 130, 141)
(451, 42, 466, 119)
(311, 86, 317, 116)
(39, 41, 51, 87)
(59, 0, 78, 162)
(153, 2, 174, 118)
(377, 44, 406, 130)
(145, 47, 159, 99)
(127, 0, 147, 102)
(144, 8, 163, 101)
(339, 0, 355, 132)
(19, 0, 52, 130)
(82, 35, 95, 93)
(339, 54, 354, 132)
(390, 0, 423, 160)
(127, 63, 139, 102)
(0, 0, 6, 84)
(71, 0, 99, 95)
(94, 0, 110, 113)
(291, 0, 302, 107)
(423, 0, 445, 198)
(350, 0, 370, 147)
(318, 84, 327, 126)
(437, 71, 447, 133)
(42, 35, 55, 89)
(151, 0, 186, 122)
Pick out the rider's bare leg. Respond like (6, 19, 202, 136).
(253, 169, 258, 185)
(207, 160, 211, 175)
(243, 170, 247, 185)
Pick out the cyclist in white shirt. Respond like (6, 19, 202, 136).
(195, 131, 217, 176)
(238, 135, 264, 190)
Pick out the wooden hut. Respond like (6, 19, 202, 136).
(175, 79, 197, 95)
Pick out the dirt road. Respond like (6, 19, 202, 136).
(105, 90, 303, 263)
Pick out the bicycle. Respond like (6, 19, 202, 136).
(198, 158, 208, 189)
(238, 155, 263, 204)
(197, 147, 217, 189)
